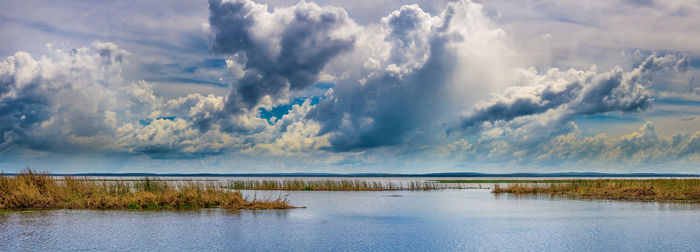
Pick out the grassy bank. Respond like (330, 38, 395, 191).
(0, 169, 293, 211)
(492, 179, 700, 202)
(225, 179, 463, 191)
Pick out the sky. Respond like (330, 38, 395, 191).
(0, 0, 699, 173)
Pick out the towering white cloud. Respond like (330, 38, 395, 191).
(309, 1, 512, 151)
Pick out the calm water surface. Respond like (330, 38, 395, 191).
(1, 189, 699, 251)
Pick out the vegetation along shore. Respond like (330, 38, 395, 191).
(490, 179, 700, 202)
(0, 169, 293, 211)
(3, 169, 699, 211)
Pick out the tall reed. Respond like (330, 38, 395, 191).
(0, 169, 293, 210)
(225, 179, 459, 191)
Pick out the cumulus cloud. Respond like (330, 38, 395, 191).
(309, 1, 512, 151)
(0, 43, 219, 155)
(115, 117, 245, 157)
(0, 40, 339, 159)
(208, 0, 356, 115)
(244, 99, 331, 156)
(452, 54, 687, 139)
(0, 42, 128, 152)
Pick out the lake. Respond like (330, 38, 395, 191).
(2, 187, 699, 251)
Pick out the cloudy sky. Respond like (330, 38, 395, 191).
(1, 0, 699, 173)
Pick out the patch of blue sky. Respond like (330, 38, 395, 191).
(258, 96, 322, 123)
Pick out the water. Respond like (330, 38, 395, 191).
(2, 189, 699, 251)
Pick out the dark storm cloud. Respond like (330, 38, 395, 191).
(0, 83, 51, 150)
(208, 0, 355, 115)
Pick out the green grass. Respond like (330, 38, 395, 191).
(0, 169, 294, 211)
(492, 179, 700, 202)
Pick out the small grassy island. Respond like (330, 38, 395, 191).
(0, 170, 293, 211)
(488, 179, 700, 202)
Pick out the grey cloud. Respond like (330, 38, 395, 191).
(0, 43, 128, 152)
(0, 87, 51, 151)
(454, 54, 685, 132)
(208, 0, 355, 116)
(0, 42, 246, 157)
(309, 3, 476, 151)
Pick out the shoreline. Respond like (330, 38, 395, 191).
(4, 170, 700, 211)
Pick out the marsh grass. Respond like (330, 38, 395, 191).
(225, 179, 466, 191)
(492, 179, 700, 202)
(0, 169, 293, 211)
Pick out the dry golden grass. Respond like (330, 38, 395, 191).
(492, 179, 700, 201)
(0, 169, 294, 211)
